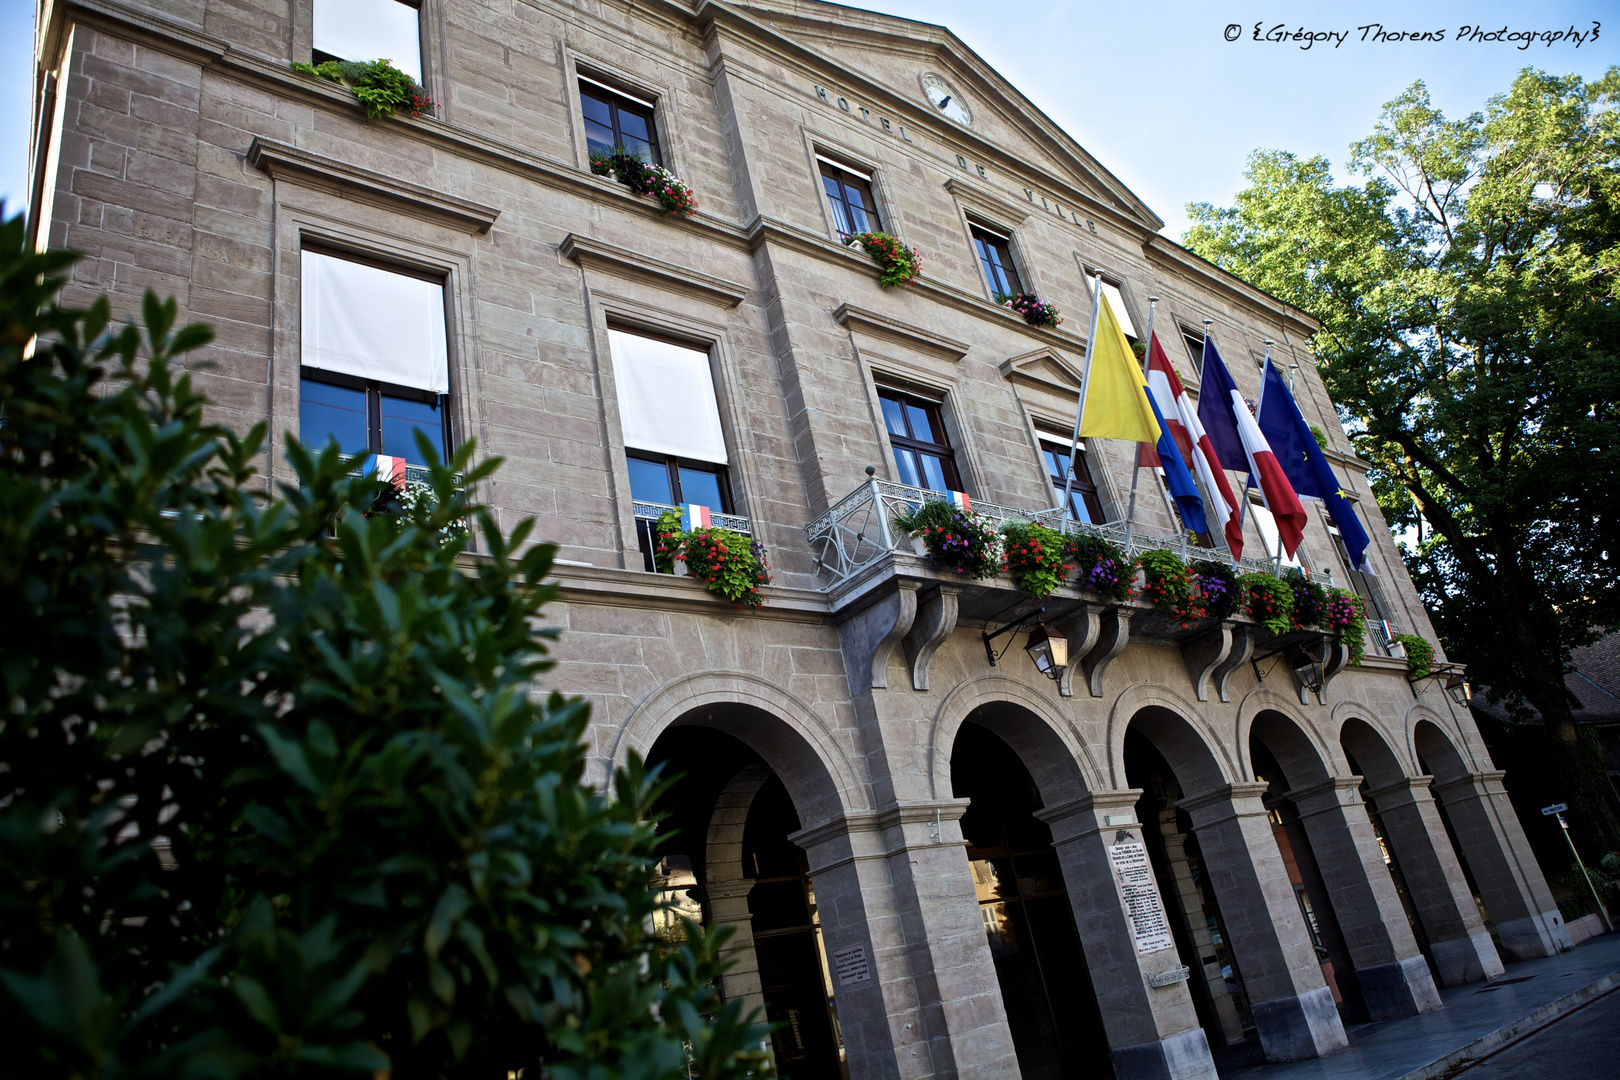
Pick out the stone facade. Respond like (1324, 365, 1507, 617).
(28, 2, 1570, 1077)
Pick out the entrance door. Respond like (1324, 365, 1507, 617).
(953, 723, 1113, 1079)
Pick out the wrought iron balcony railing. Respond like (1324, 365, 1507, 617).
(632, 501, 753, 537)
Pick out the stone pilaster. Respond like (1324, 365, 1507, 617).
(1178, 784, 1348, 1062)
(1430, 772, 1573, 960)
(1287, 779, 1441, 1019)
(1039, 791, 1217, 1080)
(792, 800, 1021, 1080)
(1363, 777, 1503, 985)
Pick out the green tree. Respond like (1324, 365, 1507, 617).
(1183, 68, 1620, 852)
(0, 215, 769, 1078)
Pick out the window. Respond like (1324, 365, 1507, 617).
(1081, 269, 1137, 339)
(818, 158, 880, 238)
(1249, 497, 1302, 568)
(1182, 329, 1206, 376)
(313, 0, 422, 83)
(970, 223, 1023, 300)
(1039, 436, 1104, 524)
(606, 330, 730, 569)
(299, 249, 449, 468)
(580, 77, 660, 165)
(879, 388, 961, 493)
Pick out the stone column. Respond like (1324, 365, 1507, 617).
(1363, 777, 1503, 985)
(1430, 771, 1573, 960)
(706, 880, 766, 1020)
(792, 801, 1021, 1080)
(1287, 779, 1442, 1019)
(1157, 811, 1247, 1045)
(1178, 784, 1348, 1062)
(1039, 792, 1217, 1080)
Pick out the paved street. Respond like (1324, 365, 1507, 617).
(1454, 988, 1620, 1078)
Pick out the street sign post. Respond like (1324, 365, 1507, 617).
(1546, 804, 1612, 933)
(1541, 803, 1568, 816)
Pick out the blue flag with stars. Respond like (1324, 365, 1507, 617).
(1256, 362, 1372, 571)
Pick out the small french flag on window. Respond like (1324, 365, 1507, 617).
(948, 490, 972, 511)
(371, 455, 407, 486)
(681, 504, 713, 530)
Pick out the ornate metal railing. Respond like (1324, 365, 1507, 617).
(632, 501, 753, 537)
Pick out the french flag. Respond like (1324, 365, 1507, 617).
(948, 490, 972, 512)
(1145, 335, 1243, 559)
(371, 454, 407, 487)
(1197, 338, 1306, 558)
(681, 504, 713, 530)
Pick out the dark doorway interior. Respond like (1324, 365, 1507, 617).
(952, 721, 1113, 1080)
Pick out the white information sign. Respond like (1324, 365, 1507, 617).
(1109, 836, 1176, 955)
(833, 944, 872, 985)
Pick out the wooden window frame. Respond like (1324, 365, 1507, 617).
(298, 367, 450, 461)
(579, 77, 662, 166)
(970, 222, 1024, 300)
(879, 387, 963, 493)
(818, 157, 882, 239)
(1039, 434, 1104, 524)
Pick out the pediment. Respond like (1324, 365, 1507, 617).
(726, 1, 1159, 230)
(999, 348, 1084, 398)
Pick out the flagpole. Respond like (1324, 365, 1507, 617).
(1122, 297, 1156, 551)
(1057, 273, 1106, 520)
(1210, 318, 1249, 567)
(1254, 340, 1287, 575)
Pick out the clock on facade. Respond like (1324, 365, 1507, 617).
(921, 73, 971, 126)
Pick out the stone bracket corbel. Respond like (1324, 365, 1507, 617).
(1081, 606, 1132, 698)
(1057, 603, 1106, 698)
(1182, 623, 1234, 702)
(1211, 622, 1254, 703)
(838, 581, 919, 694)
(1315, 638, 1350, 704)
(903, 585, 960, 691)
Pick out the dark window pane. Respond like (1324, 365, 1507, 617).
(581, 92, 613, 127)
(626, 457, 673, 505)
(676, 466, 724, 511)
(378, 393, 443, 463)
(842, 181, 872, 233)
(617, 110, 649, 141)
(299, 378, 367, 458)
(904, 403, 935, 443)
(919, 454, 948, 493)
(880, 396, 907, 437)
(892, 447, 921, 488)
(584, 119, 616, 156)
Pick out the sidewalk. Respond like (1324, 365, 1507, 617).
(1220, 932, 1620, 1080)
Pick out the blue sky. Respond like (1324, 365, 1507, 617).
(2, 1, 1615, 237)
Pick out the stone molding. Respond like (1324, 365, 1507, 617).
(247, 138, 501, 234)
(1285, 777, 1366, 819)
(1363, 775, 1436, 805)
(942, 176, 1036, 227)
(560, 234, 749, 307)
(832, 303, 970, 360)
(790, 798, 973, 873)
(1177, 782, 1272, 823)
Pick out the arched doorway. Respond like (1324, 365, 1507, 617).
(951, 718, 1112, 1079)
(649, 725, 848, 1080)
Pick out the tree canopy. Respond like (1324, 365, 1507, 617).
(0, 216, 769, 1078)
(1183, 67, 1620, 850)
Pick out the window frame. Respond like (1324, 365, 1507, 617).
(878, 386, 963, 493)
(579, 75, 662, 167)
(625, 451, 732, 574)
(817, 156, 882, 239)
(298, 366, 451, 464)
(1079, 266, 1139, 340)
(969, 221, 1024, 301)
(1038, 433, 1105, 524)
(1181, 328, 1207, 376)
(311, 0, 424, 82)
(1249, 495, 1302, 569)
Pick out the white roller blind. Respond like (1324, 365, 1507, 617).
(301, 250, 449, 393)
(1085, 272, 1138, 338)
(608, 330, 727, 464)
(314, 0, 422, 83)
(1251, 500, 1302, 567)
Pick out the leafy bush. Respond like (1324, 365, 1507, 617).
(1324, 589, 1368, 665)
(1284, 569, 1328, 628)
(0, 218, 768, 1079)
(653, 507, 685, 574)
(290, 58, 435, 119)
(1000, 520, 1071, 599)
(847, 231, 921, 287)
(682, 529, 774, 609)
(1066, 532, 1134, 602)
(1191, 560, 1240, 620)
(1001, 291, 1063, 327)
(1138, 549, 1205, 628)
(1241, 572, 1295, 636)
(1395, 633, 1434, 679)
(893, 499, 1000, 578)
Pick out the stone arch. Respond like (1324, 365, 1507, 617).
(1106, 682, 1239, 791)
(705, 762, 774, 892)
(1338, 716, 1415, 789)
(612, 671, 862, 829)
(1412, 715, 1472, 783)
(1236, 687, 1345, 784)
(928, 673, 1103, 801)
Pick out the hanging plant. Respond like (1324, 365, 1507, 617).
(365, 477, 468, 547)
(1191, 560, 1239, 620)
(1283, 569, 1328, 628)
(1241, 572, 1295, 637)
(847, 231, 921, 288)
(892, 499, 1000, 578)
(1325, 589, 1368, 665)
(1138, 550, 1206, 628)
(589, 147, 699, 218)
(290, 59, 435, 119)
(1065, 532, 1134, 603)
(653, 508, 684, 575)
(1000, 520, 1071, 599)
(1000, 291, 1063, 328)
(1394, 634, 1434, 679)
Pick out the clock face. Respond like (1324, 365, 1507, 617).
(921, 74, 971, 126)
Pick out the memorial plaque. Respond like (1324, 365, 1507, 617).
(833, 943, 872, 985)
(1109, 836, 1175, 954)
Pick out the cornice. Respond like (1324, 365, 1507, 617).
(247, 138, 500, 234)
(560, 234, 750, 307)
(1143, 235, 1320, 338)
(832, 303, 969, 360)
(942, 176, 1036, 226)
(547, 559, 830, 621)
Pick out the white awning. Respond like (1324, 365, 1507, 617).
(608, 329, 727, 464)
(1085, 272, 1138, 339)
(313, 0, 423, 83)
(301, 249, 448, 393)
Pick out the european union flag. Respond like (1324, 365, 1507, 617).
(1255, 362, 1372, 571)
